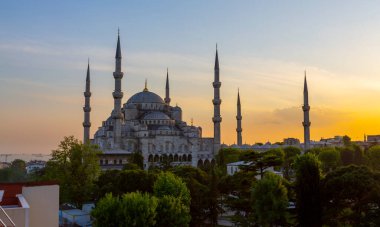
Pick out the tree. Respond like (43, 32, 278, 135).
(155, 195, 191, 227)
(252, 172, 289, 226)
(282, 146, 301, 180)
(171, 166, 211, 226)
(367, 145, 380, 171)
(11, 159, 26, 172)
(153, 172, 191, 226)
(240, 149, 284, 179)
(119, 192, 158, 227)
(130, 151, 144, 169)
(94, 169, 157, 199)
(219, 170, 257, 226)
(153, 172, 190, 207)
(294, 153, 322, 227)
(339, 147, 355, 166)
(343, 135, 351, 146)
(91, 193, 120, 227)
(321, 165, 380, 226)
(93, 192, 159, 227)
(318, 147, 340, 173)
(42, 136, 101, 206)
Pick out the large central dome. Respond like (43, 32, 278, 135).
(126, 90, 164, 104)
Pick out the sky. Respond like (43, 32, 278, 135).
(1, 1, 380, 154)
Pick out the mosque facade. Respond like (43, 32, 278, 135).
(82, 33, 221, 170)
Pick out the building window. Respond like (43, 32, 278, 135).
(100, 160, 103, 165)
(105, 160, 108, 165)
(119, 159, 122, 164)
(113, 160, 117, 164)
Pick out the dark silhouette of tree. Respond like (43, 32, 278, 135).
(294, 153, 322, 227)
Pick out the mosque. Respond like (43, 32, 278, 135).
(82, 32, 312, 170)
(82, 32, 222, 170)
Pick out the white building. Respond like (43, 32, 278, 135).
(0, 182, 59, 227)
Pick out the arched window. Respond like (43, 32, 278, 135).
(149, 155, 153, 162)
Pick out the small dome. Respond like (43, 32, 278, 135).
(126, 91, 164, 104)
(143, 111, 170, 120)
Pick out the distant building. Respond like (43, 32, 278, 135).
(226, 161, 283, 179)
(26, 160, 46, 174)
(60, 203, 94, 226)
(366, 135, 380, 143)
(0, 181, 59, 227)
(283, 138, 300, 146)
(0, 162, 10, 169)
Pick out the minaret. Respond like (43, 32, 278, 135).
(302, 71, 311, 151)
(112, 30, 124, 148)
(236, 89, 242, 146)
(212, 45, 222, 153)
(83, 60, 91, 143)
(164, 68, 171, 105)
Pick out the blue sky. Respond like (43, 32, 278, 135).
(1, 1, 380, 153)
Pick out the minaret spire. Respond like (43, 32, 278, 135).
(212, 44, 222, 154)
(236, 89, 242, 146)
(83, 60, 91, 143)
(302, 71, 311, 151)
(112, 30, 124, 148)
(164, 68, 171, 105)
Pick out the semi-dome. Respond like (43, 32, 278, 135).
(126, 91, 164, 104)
(143, 111, 170, 120)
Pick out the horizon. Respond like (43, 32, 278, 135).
(1, 1, 380, 154)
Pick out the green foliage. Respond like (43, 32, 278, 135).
(343, 135, 352, 146)
(171, 166, 211, 226)
(95, 169, 156, 199)
(91, 193, 120, 227)
(11, 159, 26, 172)
(155, 195, 191, 227)
(294, 153, 322, 227)
(130, 151, 144, 169)
(219, 170, 257, 225)
(339, 147, 355, 166)
(321, 165, 380, 226)
(240, 149, 284, 179)
(92, 192, 158, 227)
(318, 147, 341, 173)
(0, 166, 27, 182)
(41, 136, 101, 206)
(252, 172, 289, 226)
(367, 145, 380, 171)
(282, 146, 301, 180)
(120, 192, 158, 227)
(153, 172, 190, 207)
(123, 163, 140, 170)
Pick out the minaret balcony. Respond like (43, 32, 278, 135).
(212, 116, 222, 123)
(236, 116, 242, 120)
(113, 71, 124, 79)
(83, 106, 91, 112)
(212, 81, 221, 88)
(83, 122, 91, 127)
(302, 122, 311, 127)
(236, 128, 242, 132)
(113, 91, 124, 99)
(302, 106, 310, 111)
(212, 99, 222, 105)
(84, 91, 91, 97)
